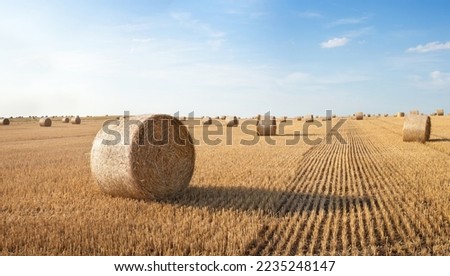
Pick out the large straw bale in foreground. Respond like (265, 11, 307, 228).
(90, 114, 196, 200)
(355, 112, 364, 120)
(39, 117, 52, 127)
(403, 115, 431, 143)
(257, 116, 276, 136)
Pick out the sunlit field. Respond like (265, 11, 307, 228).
(1, 116, 449, 255)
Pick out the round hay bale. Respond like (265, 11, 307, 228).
(355, 112, 364, 120)
(280, 116, 287, 122)
(397, 112, 405, 118)
(255, 114, 262, 121)
(384, 114, 389, 117)
(39, 117, 52, 127)
(296, 116, 302, 121)
(257, 116, 276, 136)
(436, 109, 444, 116)
(304, 114, 314, 123)
(202, 116, 212, 125)
(90, 114, 195, 200)
(62, 117, 70, 123)
(403, 115, 431, 143)
(0, 118, 10, 125)
(220, 115, 226, 120)
(71, 116, 81, 124)
(410, 110, 419, 115)
(226, 116, 238, 127)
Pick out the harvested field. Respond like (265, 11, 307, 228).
(1, 116, 450, 255)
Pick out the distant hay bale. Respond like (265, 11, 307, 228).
(39, 117, 52, 127)
(436, 109, 444, 116)
(355, 112, 364, 120)
(90, 114, 195, 200)
(280, 116, 287, 122)
(226, 116, 238, 127)
(397, 112, 405, 117)
(257, 116, 276, 136)
(410, 110, 419, 115)
(220, 115, 226, 120)
(62, 117, 70, 123)
(296, 116, 302, 121)
(71, 116, 81, 124)
(214, 116, 220, 119)
(304, 114, 314, 123)
(403, 115, 431, 143)
(202, 116, 212, 125)
(0, 118, 10, 125)
(384, 114, 389, 117)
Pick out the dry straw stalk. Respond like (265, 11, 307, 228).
(403, 115, 431, 143)
(90, 114, 196, 200)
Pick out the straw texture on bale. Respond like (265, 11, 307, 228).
(71, 116, 81, 124)
(397, 112, 405, 118)
(202, 116, 212, 125)
(257, 116, 276, 136)
(436, 109, 444, 116)
(0, 118, 10, 125)
(304, 114, 314, 123)
(355, 112, 364, 120)
(90, 114, 196, 200)
(39, 117, 52, 127)
(403, 115, 431, 143)
(226, 116, 238, 127)
(62, 117, 70, 123)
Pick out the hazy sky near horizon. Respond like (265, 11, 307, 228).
(1, 0, 450, 117)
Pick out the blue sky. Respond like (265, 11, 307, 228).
(1, 0, 450, 117)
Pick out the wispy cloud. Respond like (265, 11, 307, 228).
(170, 12, 225, 38)
(409, 70, 450, 90)
(328, 16, 368, 27)
(406, 41, 450, 53)
(297, 11, 322, 18)
(320, 37, 349, 48)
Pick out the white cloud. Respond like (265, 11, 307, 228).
(406, 41, 450, 53)
(297, 11, 322, 18)
(320, 37, 349, 48)
(328, 16, 368, 27)
(409, 70, 450, 90)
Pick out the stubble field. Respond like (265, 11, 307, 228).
(1, 116, 450, 255)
